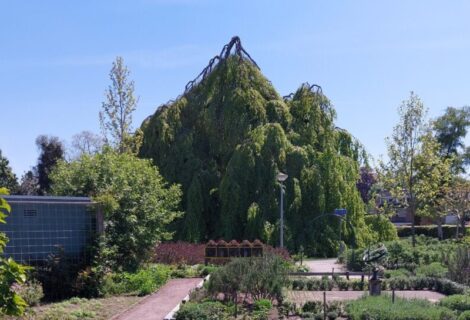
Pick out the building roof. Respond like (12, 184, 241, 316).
(4, 195, 92, 204)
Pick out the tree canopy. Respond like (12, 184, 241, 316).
(140, 37, 376, 256)
(50, 149, 182, 271)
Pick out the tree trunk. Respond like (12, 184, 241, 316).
(437, 219, 443, 240)
(461, 217, 467, 237)
(411, 206, 416, 247)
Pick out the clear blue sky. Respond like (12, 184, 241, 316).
(1, 1, 470, 176)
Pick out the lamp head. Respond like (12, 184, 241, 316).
(277, 172, 288, 182)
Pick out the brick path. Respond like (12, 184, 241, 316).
(112, 278, 203, 320)
(287, 290, 446, 304)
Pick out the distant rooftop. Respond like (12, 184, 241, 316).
(3, 195, 92, 204)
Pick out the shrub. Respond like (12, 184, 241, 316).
(154, 242, 205, 265)
(207, 253, 288, 303)
(14, 279, 44, 306)
(175, 301, 228, 320)
(197, 265, 219, 277)
(440, 295, 470, 312)
(351, 279, 365, 291)
(397, 225, 470, 239)
(326, 311, 338, 319)
(292, 279, 305, 290)
(336, 278, 350, 291)
(302, 301, 322, 314)
(254, 299, 272, 311)
(459, 311, 470, 320)
(416, 262, 448, 278)
(346, 295, 456, 320)
(448, 246, 470, 286)
(307, 279, 321, 291)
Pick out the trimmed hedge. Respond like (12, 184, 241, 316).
(346, 295, 456, 320)
(397, 225, 470, 239)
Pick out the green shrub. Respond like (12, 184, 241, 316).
(15, 279, 44, 306)
(292, 279, 305, 290)
(458, 311, 470, 320)
(254, 299, 272, 311)
(346, 295, 456, 320)
(307, 279, 321, 291)
(416, 262, 448, 278)
(326, 311, 338, 319)
(197, 265, 218, 277)
(302, 301, 322, 313)
(440, 295, 470, 312)
(336, 278, 350, 291)
(384, 268, 410, 278)
(101, 264, 172, 296)
(396, 225, 470, 239)
(351, 279, 365, 291)
(448, 246, 470, 286)
(175, 301, 228, 320)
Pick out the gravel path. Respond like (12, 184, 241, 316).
(303, 258, 345, 273)
(112, 278, 203, 320)
(287, 290, 446, 303)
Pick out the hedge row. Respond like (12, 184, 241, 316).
(291, 276, 468, 295)
(396, 225, 470, 239)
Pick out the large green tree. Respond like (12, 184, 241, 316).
(0, 150, 18, 194)
(433, 106, 470, 173)
(35, 135, 65, 195)
(50, 150, 182, 271)
(140, 37, 375, 256)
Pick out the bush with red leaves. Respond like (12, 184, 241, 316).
(154, 242, 205, 265)
(264, 245, 291, 261)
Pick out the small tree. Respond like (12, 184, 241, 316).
(380, 92, 427, 247)
(414, 131, 453, 240)
(444, 177, 470, 237)
(99, 57, 141, 154)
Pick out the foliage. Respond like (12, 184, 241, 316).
(35, 135, 65, 195)
(100, 56, 141, 154)
(379, 91, 428, 246)
(356, 166, 377, 203)
(448, 246, 470, 286)
(13, 279, 44, 306)
(346, 295, 456, 320)
(459, 311, 470, 320)
(175, 301, 229, 320)
(50, 149, 182, 271)
(153, 242, 205, 265)
(414, 131, 453, 239)
(397, 225, 470, 239)
(70, 131, 104, 159)
(18, 170, 39, 195)
(364, 214, 398, 242)
(416, 262, 448, 278)
(433, 106, 470, 173)
(140, 38, 372, 255)
(0, 150, 19, 193)
(207, 253, 288, 303)
(444, 178, 470, 238)
(0, 188, 28, 315)
(440, 295, 470, 313)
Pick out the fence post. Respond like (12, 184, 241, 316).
(323, 291, 327, 320)
(392, 289, 395, 304)
(346, 271, 350, 280)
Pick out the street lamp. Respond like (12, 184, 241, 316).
(277, 172, 288, 248)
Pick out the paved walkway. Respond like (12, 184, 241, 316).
(287, 290, 446, 304)
(112, 278, 203, 320)
(303, 258, 345, 273)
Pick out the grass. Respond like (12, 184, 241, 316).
(3, 295, 143, 320)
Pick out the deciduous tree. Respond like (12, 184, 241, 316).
(35, 135, 65, 195)
(100, 57, 141, 154)
(380, 92, 427, 247)
(50, 149, 182, 271)
(0, 150, 18, 194)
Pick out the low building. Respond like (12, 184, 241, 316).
(0, 195, 103, 265)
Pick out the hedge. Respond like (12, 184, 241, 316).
(396, 225, 470, 239)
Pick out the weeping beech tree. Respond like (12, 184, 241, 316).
(140, 36, 377, 256)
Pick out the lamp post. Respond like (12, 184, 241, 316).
(277, 172, 288, 248)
